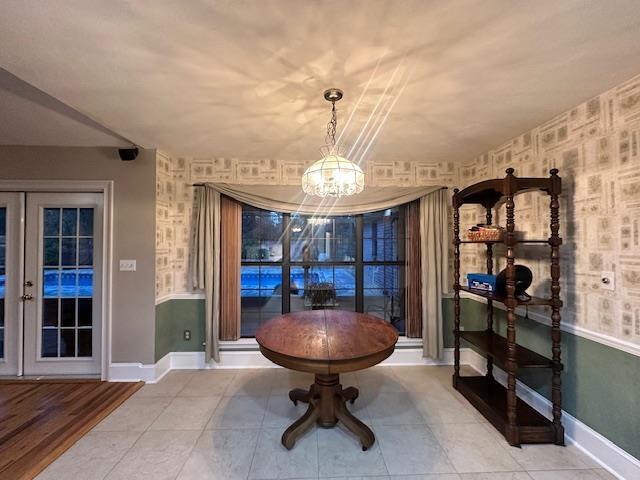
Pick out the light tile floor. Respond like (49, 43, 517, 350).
(36, 366, 616, 480)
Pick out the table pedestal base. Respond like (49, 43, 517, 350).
(282, 373, 375, 451)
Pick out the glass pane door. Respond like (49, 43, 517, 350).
(0, 193, 20, 376)
(23, 193, 103, 376)
(0, 206, 6, 359)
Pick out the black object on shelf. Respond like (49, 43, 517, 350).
(495, 265, 533, 301)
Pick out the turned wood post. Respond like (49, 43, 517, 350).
(485, 205, 494, 380)
(549, 168, 565, 444)
(453, 189, 461, 386)
(504, 168, 518, 445)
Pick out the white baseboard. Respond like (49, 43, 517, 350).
(464, 349, 640, 480)
(109, 347, 457, 383)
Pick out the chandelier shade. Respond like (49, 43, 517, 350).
(301, 154, 365, 198)
(302, 146, 365, 198)
(302, 88, 365, 198)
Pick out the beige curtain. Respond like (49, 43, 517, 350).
(420, 188, 450, 359)
(202, 183, 440, 215)
(189, 186, 221, 362)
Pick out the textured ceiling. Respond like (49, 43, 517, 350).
(1, 0, 640, 163)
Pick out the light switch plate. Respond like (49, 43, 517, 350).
(119, 259, 137, 272)
(600, 271, 614, 291)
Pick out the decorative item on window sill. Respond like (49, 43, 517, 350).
(465, 224, 505, 242)
(304, 282, 338, 308)
(302, 88, 365, 198)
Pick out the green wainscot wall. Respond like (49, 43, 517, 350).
(155, 299, 206, 362)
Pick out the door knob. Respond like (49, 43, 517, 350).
(21, 293, 34, 301)
(24, 280, 33, 287)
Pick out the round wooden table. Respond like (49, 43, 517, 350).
(256, 309, 398, 450)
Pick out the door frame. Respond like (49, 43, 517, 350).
(0, 181, 113, 380)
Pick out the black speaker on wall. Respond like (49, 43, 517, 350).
(118, 147, 139, 161)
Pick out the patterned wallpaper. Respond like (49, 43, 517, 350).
(155, 154, 458, 300)
(155, 71, 640, 348)
(457, 73, 640, 346)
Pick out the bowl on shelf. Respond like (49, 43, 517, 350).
(465, 225, 505, 242)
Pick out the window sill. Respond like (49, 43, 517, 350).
(219, 336, 421, 352)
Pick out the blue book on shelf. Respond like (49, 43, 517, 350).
(467, 273, 497, 292)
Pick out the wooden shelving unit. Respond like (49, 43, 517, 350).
(452, 168, 564, 447)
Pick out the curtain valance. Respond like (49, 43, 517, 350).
(201, 182, 442, 215)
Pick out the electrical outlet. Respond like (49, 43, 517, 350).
(184, 330, 191, 341)
(600, 271, 615, 291)
(119, 259, 137, 272)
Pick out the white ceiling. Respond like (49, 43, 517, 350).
(1, 0, 640, 163)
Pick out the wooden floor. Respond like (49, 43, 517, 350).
(0, 379, 142, 480)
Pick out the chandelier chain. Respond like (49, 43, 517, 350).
(325, 101, 337, 148)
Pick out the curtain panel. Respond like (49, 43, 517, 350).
(420, 188, 450, 359)
(189, 186, 221, 362)
(219, 196, 242, 341)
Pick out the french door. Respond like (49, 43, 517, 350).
(0, 192, 103, 376)
(0, 193, 20, 375)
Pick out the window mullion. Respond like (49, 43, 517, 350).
(356, 214, 363, 312)
(282, 213, 290, 313)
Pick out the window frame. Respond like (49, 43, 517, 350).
(240, 205, 406, 337)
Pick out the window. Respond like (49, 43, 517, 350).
(289, 215, 356, 313)
(240, 205, 405, 337)
(362, 208, 405, 334)
(240, 207, 283, 338)
(42, 207, 94, 357)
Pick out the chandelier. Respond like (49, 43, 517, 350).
(302, 88, 365, 197)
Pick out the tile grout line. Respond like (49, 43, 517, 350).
(173, 427, 207, 480)
(244, 426, 262, 480)
(244, 371, 272, 479)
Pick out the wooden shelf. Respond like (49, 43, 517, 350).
(452, 169, 564, 446)
(460, 330, 554, 369)
(457, 286, 560, 307)
(455, 376, 559, 444)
